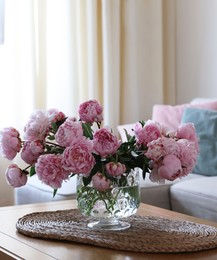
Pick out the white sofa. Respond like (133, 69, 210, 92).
(14, 98, 217, 223)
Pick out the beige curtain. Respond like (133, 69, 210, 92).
(35, 0, 165, 131)
(120, 0, 164, 125)
(0, 0, 165, 128)
(0, 0, 168, 205)
(0, 0, 4, 44)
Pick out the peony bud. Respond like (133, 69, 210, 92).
(5, 164, 27, 188)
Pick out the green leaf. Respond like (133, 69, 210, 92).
(82, 122, 94, 139)
(123, 129, 135, 142)
(29, 166, 36, 177)
(139, 120, 146, 127)
(51, 122, 58, 133)
(47, 135, 55, 140)
(53, 189, 58, 197)
(142, 170, 146, 180)
(82, 160, 102, 186)
(51, 118, 67, 134)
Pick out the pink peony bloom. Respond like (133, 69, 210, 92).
(158, 154, 182, 181)
(0, 127, 21, 160)
(145, 136, 180, 161)
(47, 108, 66, 123)
(177, 139, 199, 175)
(24, 110, 50, 141)
(35, 154, 70, 189)
(176, 123, 198, 143)
(92, 172, 111, 191)
(62, 138, 95, 176)
(21, 140, 44, 165)
(176, 123, 199, 158)
(134, 120, 161, 146)
(105, 162, 126, 177)
(5, 164, 27, 187)
(55, 117, 83, 147)
(0, 99, 200, 197)
(78, 99, 103, 123)
(93, 128, 119, 158)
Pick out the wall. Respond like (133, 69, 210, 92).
(175, 0, 217, 103)
(0, 157, 14, 206)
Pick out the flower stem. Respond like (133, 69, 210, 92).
(46, 141, 64, 148)
(23, 165, 32, 171)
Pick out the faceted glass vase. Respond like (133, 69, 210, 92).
(76, 168, 140, 230)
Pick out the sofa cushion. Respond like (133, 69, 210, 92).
(170, 176, 217, 222)
(15, 174, 77, 205)
(25, 174, 77, 195)
(152, 101, 217, 131)
(190, 98, 217, 105)
(181, 107, 217, 176)
(139, 172, 203, 210)
(15, 184, 75, 205)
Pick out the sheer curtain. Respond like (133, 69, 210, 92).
(0, 0, 4, 44)
(0, 0, 164, 129)
(0, 0, 165, 205)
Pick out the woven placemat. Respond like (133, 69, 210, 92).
(16, 209, 217, 253)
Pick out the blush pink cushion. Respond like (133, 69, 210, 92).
(152, 101, 217, 131)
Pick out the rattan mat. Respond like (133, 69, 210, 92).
(16, 209, 217, 253)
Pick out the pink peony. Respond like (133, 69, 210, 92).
(35, 154, 70, 189)
(55, 117, 83, 147)
(24, 110, 50, 141)
(93, 128, 119, 157)
(105, 162, 126, 177)
(0, 127, 21, 160)
(158, 154, 182, 181)
(62, 138, 95, 176)
(78, 99, 103, 123)
(134, 120, 161, 146)
(47, 108, 66, 123)
(177, 139, 199, 175)
(21, 140, 44, 165)
(0, 99, 200, 197)
(145, 136, 180, 161)
(5, 164, 27, 187)
(92, 172, 111, 191)
(176, 123, 198, 144)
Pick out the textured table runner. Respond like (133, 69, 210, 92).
(16, 209, 217, 253)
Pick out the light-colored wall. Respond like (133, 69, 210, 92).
(175, 0, 217, 103)
(0, 157, 14, 206)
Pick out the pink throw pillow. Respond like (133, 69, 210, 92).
(152, 101, 217, 131)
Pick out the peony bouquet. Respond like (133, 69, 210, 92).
(0, 100, 199, 197)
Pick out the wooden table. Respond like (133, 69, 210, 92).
(0, 200, 217, 260)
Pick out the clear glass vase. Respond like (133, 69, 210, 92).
(76, 168, 140, 230)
